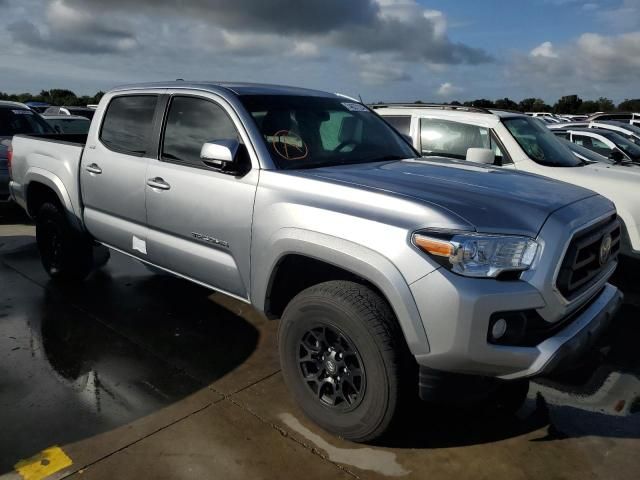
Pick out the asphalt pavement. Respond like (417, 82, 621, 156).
(1, 206, 638, 480)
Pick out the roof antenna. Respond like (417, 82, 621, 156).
(358, 94, 364, 104)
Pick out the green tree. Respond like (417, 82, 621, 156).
(518, 98, 551, 112)
(494, 97, 518, 111)
(554, 95, 583, 114)
(463, 99, 495, 109)
(618, 99, 640, 111)
(596, 97, 615, 112)
(578, 100, 599, 114)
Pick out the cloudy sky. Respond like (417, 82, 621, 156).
(0, 0, 639, 102)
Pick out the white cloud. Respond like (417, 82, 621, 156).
(601, 0, 640, 30)
(509, 31, 640, 98)
(436, 82, 462, 96)
(530, 41, 559, 58)
(354, 54, 412, 85)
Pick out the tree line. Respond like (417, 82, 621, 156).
(0, 89, 105, 107)
(418, 95, 640, 114)
(2, 89, 639, 114)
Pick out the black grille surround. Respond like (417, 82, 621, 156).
(556, 215, 621, 301)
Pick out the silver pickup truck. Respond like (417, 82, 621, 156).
(9, 82, 623, 442)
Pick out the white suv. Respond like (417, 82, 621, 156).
(374, 104, 640, 259)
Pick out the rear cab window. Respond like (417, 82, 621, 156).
(100, 95, 158, 156)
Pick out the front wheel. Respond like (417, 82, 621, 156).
(279, 281, 407, 442)
(36, 202, 95, 281)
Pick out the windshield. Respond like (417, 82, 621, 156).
(600, 131, 640, 159)
(240, 95, 417, 169)
(503, 116, 582, 167)
(0, 107, 54, 137)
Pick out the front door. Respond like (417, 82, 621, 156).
(144, 94, 258, 299)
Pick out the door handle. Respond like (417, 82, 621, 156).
(85, 163, 102, 175)
(147, 177, 171, 190)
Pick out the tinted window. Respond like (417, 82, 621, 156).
(420, 118, 490, 159)
(162, 96, 239, 166)
(100, 96, 157, 155)
(0, 107, 54, 136)
(46, 118, 90, 134)
(573, 134, 612, 156)
(240, 95, 415, 170)
(599, 131, 640, 159)
(503, 117, 582, 167)
(383, 116, 412, 136)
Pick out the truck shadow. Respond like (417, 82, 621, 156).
(383, 302, 640, 448)
(0, 240, 260, 473)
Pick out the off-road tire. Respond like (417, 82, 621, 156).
(279, 280, 408, 442)
(36, 202, 94, 281)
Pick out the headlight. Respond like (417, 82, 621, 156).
(413, 231, 539, 278)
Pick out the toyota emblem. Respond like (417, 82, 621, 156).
(599, 234, 612, 266)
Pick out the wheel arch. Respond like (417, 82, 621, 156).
(25, 169, 82, 231)
(253, 229, 430, 356)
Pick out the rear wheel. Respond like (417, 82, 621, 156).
(279, 280, 408, 442)
(36, 202, 95, 281)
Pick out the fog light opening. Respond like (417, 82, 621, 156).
(491, 318, 508, 340)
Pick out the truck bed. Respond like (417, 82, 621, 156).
(10, 133, 88, 223)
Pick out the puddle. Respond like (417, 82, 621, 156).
(279, 413, 410, 477)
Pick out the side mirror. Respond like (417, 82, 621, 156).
(466, 148, 495, 165)
(609, 149, 625, 163)
(200, 139, 240, 169)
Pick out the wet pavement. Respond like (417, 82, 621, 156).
(1, 206, 639, 479)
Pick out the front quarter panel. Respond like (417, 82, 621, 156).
(250, 170, 476, 356)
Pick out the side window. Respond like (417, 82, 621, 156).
(162, 96, 239, 167)
(100, 95, 158, 155)
(420, 118, 490, 160)
(573, 134, 611, 156)
(383, 116, 411, 136)
(553, 131, 569, 140)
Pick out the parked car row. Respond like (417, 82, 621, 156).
(2, 83, 633, 442)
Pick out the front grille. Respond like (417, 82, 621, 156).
(557, 215, 620, 301)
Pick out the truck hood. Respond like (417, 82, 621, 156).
(294, 158, 598, 237)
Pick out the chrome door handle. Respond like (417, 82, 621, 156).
(86, 163, 102, 174)
(147, 177, 171, 190)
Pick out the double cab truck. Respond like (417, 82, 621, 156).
(9, 82, 623, 441)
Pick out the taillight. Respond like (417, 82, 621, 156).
(7, 144, 13, 178)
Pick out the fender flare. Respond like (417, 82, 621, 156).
(252, 228, 431, 356)
(25, 168, 83, 230)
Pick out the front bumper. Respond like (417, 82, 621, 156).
(411, 267, 622, 380)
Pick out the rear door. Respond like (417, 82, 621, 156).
(144, 93, 259, 299)
(81, 92, 164, 255)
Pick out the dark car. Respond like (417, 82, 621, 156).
(0, 102, 54, 201)
(25, 101, 51, 114)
